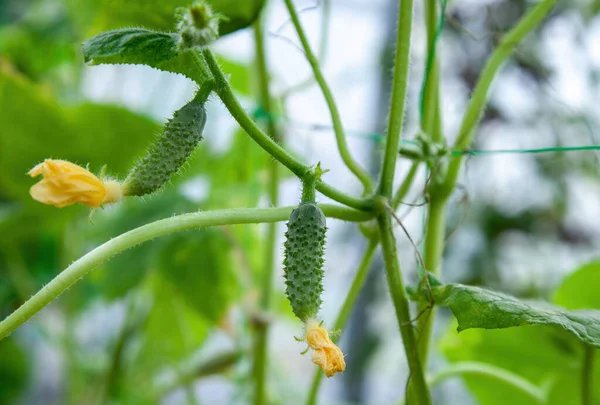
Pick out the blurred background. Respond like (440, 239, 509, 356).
(1, 0, 600, 404)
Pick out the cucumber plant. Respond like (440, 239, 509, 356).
(6, 1, 600, 405)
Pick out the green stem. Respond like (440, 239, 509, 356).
(582, 345, 596, 405)
(202, 49, 373, 212)
(0, 205, 373, 341)
(378, 213, 431, 404)
(416, 199, 447, 364)
(282, 0, 374, 195)
(421, 0, 443, 142)
(427, 362, 546, 405)
(378, 0, 414, 198)
(392, 163, 419, 210)
(440, 0, 556, 197)
(306, 238, 379, 405)
(252, 17, 281, 405)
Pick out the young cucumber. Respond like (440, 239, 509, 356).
(283, 201, 327, 322)
(123, 99, 206, 196)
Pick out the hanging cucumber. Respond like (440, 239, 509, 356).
(122, 91, 209, 197)
(282, 165, 346, 377)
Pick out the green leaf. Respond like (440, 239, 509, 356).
(0, 338, 29, 404)
(156, 229, 237, 323)
(555, 261, 600, 310)
(431, 284, 600, 348)
(67, 0, 265, 38)
(134, 273, 209, 374)
(82, 28, 211, 84)
(440, 323, 585, 405)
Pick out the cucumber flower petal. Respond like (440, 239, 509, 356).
(28, 159, 122, 208)
(305, 319, 346, 377)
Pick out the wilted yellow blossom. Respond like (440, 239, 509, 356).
(305, 320, 346, 377)
(28, 159, 122, 208)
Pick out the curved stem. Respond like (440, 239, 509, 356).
(282, 0, 374, 194)
(428, 362, 546, 404)
(440, 0, 556, 198)
(377, 0, 414, 198)
(392, 163, 420, 210)
(378, 213, 431, 404)
(582, 345, 596, 405)
(306, 238, 379, 405)
(252, 16, 280, 405)
(0, 205, 373, 341)
(202, 49, 373, 212)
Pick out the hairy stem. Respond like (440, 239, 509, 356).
(440, 0, 556, 198)
(202, 49, 373, 212)
(582, 345, 596, 405)
(0, 205, 373, 341)
(377, 0, 414, 198)
(252, 17, 281, 405)
(306, 238, 379, 405)
(378, 213, 431, 404)
(283, 0, 374, 194)
(427, 362, 546, 405)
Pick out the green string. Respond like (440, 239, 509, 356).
(252, 106, 600, 157)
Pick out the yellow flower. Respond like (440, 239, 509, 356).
(28, 159, 122, 208)
(305, 319, 346, 377)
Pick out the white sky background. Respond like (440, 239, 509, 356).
(78, 0, 600, 404)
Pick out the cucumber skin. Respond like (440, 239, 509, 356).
(124, 101, 206, 196)
(283, 203, 326, 322)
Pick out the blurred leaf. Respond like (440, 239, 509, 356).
(0, 68, 160, 240)
(431, 284, 600, 348)
(82, 28, 211, 84)
(440, 322, 582, 405)
(66, 0, 265, 38)
(555, 261, 600, 310)
(135, 273, 209, 372)
(0, 337, 29, 404)
(156, 229, 237, 323)
(216, 55, 250, 95)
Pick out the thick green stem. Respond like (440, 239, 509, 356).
(252, 17, 281, 405)
(416, 199, 447, 364)
(440, 0, 556, 198)
(582, 345, 596, 405)
(306, 238, 379, 405)
(202, 49, 373, 212)
(427, 362, 546, 405)
(378, 0, 414, 198)
(283, 0, 374, 194)
(0, 205, 373, 341)
(378, 213, 431, 404)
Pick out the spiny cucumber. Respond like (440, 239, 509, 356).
(123, 99, 206, 196)
(283, 200, 327, 322)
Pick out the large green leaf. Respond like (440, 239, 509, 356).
(156, 229, 237, 323)
(430, 284, 600, 348)
(81, 28, 211, 84)
(67, 0, 265, 38)
(440, 323, 586, 405)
